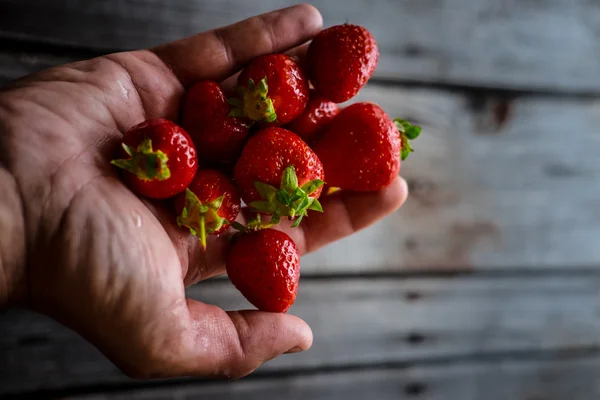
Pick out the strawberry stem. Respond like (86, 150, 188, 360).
(249, 214, 280, 231)
(110, 137, 170, 181)
(231, 213, 280, 233)
(199, 215, 207, 252)
(227, 77, 277, 123)
(394, 119, 422, 161)
(231, 221, 248, 233)
(249, 165, 324, 227)
(177, 189, 228, 250)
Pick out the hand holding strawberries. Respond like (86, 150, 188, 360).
(0, 4, 410, 382)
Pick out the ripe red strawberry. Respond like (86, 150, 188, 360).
(174, 169, 241, 250)
(111, 118, 198, 199)
(229, 54, 309, 126)
(286, 89, 339, 145)
(234, 127, 325, 227)
(226, 228, 300, 313)
(306, 24, 379, 103)
(313, 102, 421, 192)
(181, 81, 251, 165)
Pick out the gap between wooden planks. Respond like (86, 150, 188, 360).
(2, 274, 600, 395)
(1, 0, 600, 93)
(53, 355, 600, 400)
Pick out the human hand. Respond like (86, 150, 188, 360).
(0, 4, 408, 379)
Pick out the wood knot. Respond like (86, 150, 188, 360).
(405, 291, 423, 301)
(406, 332, 427, 344)
(404, 382, 428, 396)
(469, 95, 514, 134)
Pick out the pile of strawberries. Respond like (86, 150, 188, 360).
(110, 24, 421, 313)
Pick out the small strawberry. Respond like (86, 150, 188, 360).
(233, 127, 325, 227)
(111, 118, 198, 199)
(229, 54, 309, 126)
(306, 24, 379, 103)
(181, 81, 251, 165)
(174, 169, 241, 250)
(313, 102, 421, 192)
(226, 227, 300, 313)
(286, 89, 339, 145)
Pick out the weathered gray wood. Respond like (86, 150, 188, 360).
(2, 275, 600, 394)
(67, 356, 600, 400)
(0, 49, 83, 85)
(1, 0, 599, 92)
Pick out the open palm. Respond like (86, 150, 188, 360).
(0, 5, 407, 379)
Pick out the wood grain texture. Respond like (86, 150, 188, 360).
(0, 45, 98, 85)
(2, 275, 600, 395)
(1, 0, 600, 92)
(67, 356, 600, 400)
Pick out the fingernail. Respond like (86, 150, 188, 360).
(285, 346, 304, 354)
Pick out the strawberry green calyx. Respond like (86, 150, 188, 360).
(230, 221, 249, 233)
(111, 137, 171, 180)
(394, 119, 422, 161)
(231, 214, 280, 234)
(249, 165, 324, 228)
(177, 188, 228, 251)
(227, 78, 277, 123)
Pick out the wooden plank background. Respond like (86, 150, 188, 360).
(2, 0, 600, 93)
(1, 1, 600, 399)
(9, 359, 600, 400)
(65, 356, 600, 400)
(3, 275, 600, 396)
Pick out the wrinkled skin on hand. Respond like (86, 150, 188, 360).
(0, 4, 408, 379)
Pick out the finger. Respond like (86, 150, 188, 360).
(220, 71, 242, 97)
(153, 4, 323, 87)
(183, 299, 312, 378)
(287, 42, 311, 61)
(283, 177, 409, 255)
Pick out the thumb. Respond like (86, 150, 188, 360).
(184, 298, 313, 378)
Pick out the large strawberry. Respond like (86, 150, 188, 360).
(181, 81, 251, 165)
(313, 102, 421, 192)
(226, 228, 300, 313)
(233, 127, 324, 227)
(306, 24, 379, 103)
(174, 169, 241, 250)
(229, 54, 309, 126)
(111, 118, 198, 199)
(286, 89, 339, 145)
